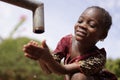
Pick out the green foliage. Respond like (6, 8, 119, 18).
(106, 58, 120, 79)
(0, 37, 63, 80)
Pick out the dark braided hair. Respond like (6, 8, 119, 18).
(87, 6, 112, 39)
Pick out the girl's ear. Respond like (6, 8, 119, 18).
(99, 32, 107, 41)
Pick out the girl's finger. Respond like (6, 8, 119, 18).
(30, 40, 39, 47)
(24, 53, 38, 60)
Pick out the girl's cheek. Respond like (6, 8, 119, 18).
(74, 23, 78, 29)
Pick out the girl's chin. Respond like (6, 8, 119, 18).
(75, 36, 84, 41)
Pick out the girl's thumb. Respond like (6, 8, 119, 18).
(41, 40, 48, 48)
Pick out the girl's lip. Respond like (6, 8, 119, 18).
(76, 29, 87, 37)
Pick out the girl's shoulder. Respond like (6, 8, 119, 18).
(62, 34, 73, 40)
(60, 34, 73, 45)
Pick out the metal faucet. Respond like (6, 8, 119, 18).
(0, 0, 44, 34)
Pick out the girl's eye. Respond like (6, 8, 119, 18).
(89, 21, 97, 28)
(78, 19, 83, 24)
(90, 24, 96, 28)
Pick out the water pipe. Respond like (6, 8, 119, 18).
(0, 0, 44, 34)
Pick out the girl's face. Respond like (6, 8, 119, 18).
(74, 8, 104, 44)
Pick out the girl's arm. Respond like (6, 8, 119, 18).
(38, 59, 52, 74)
(23, 40, 81, 75)
(42, 54, 80, 75)
(24, 52, 52, 74)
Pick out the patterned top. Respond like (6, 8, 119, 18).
(53, 34, 106, 75)
(52, 34, 117, 80)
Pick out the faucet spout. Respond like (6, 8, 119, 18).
(0, 0, 44, 33)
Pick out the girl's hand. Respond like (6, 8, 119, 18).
(23, 40, 50, 60)
(23, 40, 52, 74)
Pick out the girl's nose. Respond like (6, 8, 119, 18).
(78, 22, 88, 29)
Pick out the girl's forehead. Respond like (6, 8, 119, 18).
(81, 8, 103, 21)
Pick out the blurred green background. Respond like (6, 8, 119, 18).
(0, 37, 64, 80)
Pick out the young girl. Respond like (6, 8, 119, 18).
(23, 6, 117, 80)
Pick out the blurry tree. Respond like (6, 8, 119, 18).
(0, 37, 63, 80)
(106, 58, 120, 79)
